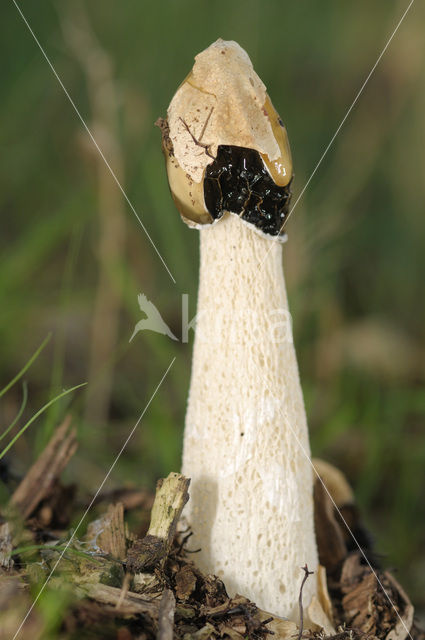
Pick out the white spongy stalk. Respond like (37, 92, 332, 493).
(182, 213, 318, 619)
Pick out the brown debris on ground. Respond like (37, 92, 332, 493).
(9, 415, 77, 521)
(312, 463, 419, 640)
(0, 425, 423, 640)
(338, 553, 414, 639)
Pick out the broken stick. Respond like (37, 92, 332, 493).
(127, 472, 190, 593)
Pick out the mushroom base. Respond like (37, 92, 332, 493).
(182, 212, 319, 619)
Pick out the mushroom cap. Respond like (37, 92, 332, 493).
(160, 39, 293, 238)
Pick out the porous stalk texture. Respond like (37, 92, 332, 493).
(182, 213, 318, 618)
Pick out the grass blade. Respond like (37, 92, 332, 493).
(12, 544, 104, 564)
(0, 381, 28, 442)
(0, 334, 51, 398)
(0, 383, 86, 460)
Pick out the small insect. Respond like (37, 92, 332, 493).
(158, 39, 293, 238)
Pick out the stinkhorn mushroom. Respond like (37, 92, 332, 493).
(158, 39, 318, 619)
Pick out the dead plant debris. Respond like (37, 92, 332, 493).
(0, 420, 423, 640)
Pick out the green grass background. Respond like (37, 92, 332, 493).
(1, 0, 424, 616)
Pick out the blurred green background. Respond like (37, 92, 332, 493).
(1, 0, 424, 615)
